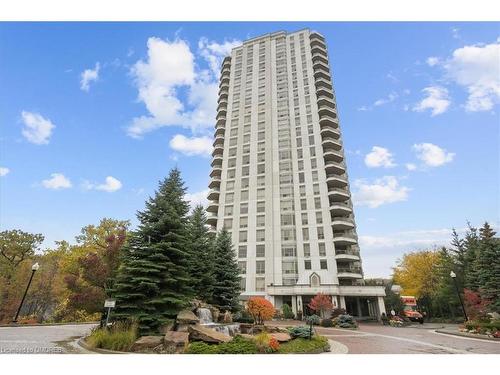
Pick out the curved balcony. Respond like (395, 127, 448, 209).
(217, 108, 227, 118)
(221, 64, 230, 75)
(310, 32, 326, 43)
(219, 78, 230, 89)
(312, 52, 329, 65)
(212, 144, 223, 157)
(207, 188, 220, 201)
(313, 59, 329, 72)
(314, 68, 331, 81)
(320, 126, 340, 139)
(213, 134, 224, 147)
(311, 44, 327, 56)
(326, 173, 348, 188)
(210, 166, 222, 178)
(206, 202, 219, 213)
(215, 126, 225, 137)
(221, 57, 231, 69)
(316, 86, 334, 99)
(207, 213, 218, 227)
(319, 115, 338, 128)
(208, 177, 221, 189)
(330, 202, 352, 215)
(323, 149, 344, 163)
(315, 77, 333, 90)
(333, 232, 358, 246)
(332, 217, 355, 230)
(218, 93, 228, 103)
(216, 116, 226, 127)
(217, 98, 228, 110)
(211, 155, 223, 167)
(317, 95, 336, 108)
(322, 137, 342, 151)
(335, 249, 360, 261)
(337, 268, 363, 279)
(318, 105, 336, 118)
(328, 187, 350, 202)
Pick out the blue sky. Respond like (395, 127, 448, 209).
(1, 22, 498, 277)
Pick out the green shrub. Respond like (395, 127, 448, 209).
(233, 310, 255, 324)
(86, 320, 138, 351)
(333, 314, 357, 329)
(282, 304, 295, 319)
(186, 336, 259, 354)
(287, 325, 313, 339)
(277, 335, 330, 354)
(465, 320, 500, 332)
(306, 314, 320, 325)
(320, 318, 334, 327)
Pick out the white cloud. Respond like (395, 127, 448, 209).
(185, 189, 209, 209)
(444, 40, 500, 112)
(352, 176, 410, 208)
(21, 111, 55, 145)
(374, 92, 398, 107)
(83, 176, 122, 192)
(126, 36, 239, 139)
(405, 163, 417, 171)
(426, 56, 440, 66)
(451, 27, 460, 40)
(0, 167, 10, 177)
(42, 173, 72, 190)
(169, 134, 213, 157)
(413, 86, 451, 116)
(413, 143, 455, 167)
(80, 62, 100, 92)
(364, 146, 397, 168)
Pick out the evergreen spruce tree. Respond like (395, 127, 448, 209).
(211, 228, 241, 312)
(476, 222, 500, 312)
(187, 205, 215, 302)
(463, 223, 481, 290)
(113, 168, 193, 335)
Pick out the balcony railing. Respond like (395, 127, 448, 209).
(312, 52, 329, 65)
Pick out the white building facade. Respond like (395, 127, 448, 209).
(207, 29, 386, 319)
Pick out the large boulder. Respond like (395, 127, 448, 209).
(131, 336, 163, 352)
(270, 332, 292, 342)
(176, 309, 200, 325)
(164, 331, 189, 354)
(188, 324, 232, 343)
(265, 325, 289, 333)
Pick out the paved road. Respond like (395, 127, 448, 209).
(0, 324, 96, 354)
(273, 321, 500, 354)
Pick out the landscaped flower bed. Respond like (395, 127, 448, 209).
(461, 320, 500, 338)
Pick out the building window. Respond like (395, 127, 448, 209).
(256, 244, 265, 258)
(256, 229, 265, 242)
(320, 260, 328, 270)
(257, 215, 265, 227)
(303, 243, 310, 257)
(240, 203, 248, 214)
(238, 245, 247, 258)
(301, 213, 308, 225)
(241, 178, 249, 189)
(317, 227, 325, 240)
(224, 219, 233, 229)
(302, 228, 309, 241)
(255, 278, 265, 292)
(226, 193, 234, 203)
(257, 201, 265, 213)
(242, 166, 249, 176)
(300, 199, 307, 210)
(238, 261, 246, 274)
(314, 197, 321, 209)
(319, 242, 326, 256)
(257, 188, 265, 199)
(304, 260, 311, 270)
(227, 169, 236, 179)
(240, 217, 248, 228)
(256, 260, 265, 274)
(240, 278, 246, 291)
(239, 231, 247, 243)
(241, 190, 249, 201)
(281, 228, 296, 241)
(282, 260, 298, 274)
(226, 181, 235, 191)
(225, 205, 233, 216)
(316, 211, 323, 224)
(282, 245, 296, 257)
(313, 183, 320, 195)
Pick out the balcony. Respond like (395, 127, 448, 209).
(313, 59, 329, 72)
(335, 249, 360, 261)
(207, 213, 217, 226)
(217, 98, 228, 110)
(310, 44, 327, 56)
(218, 88, 229, 99)
(319, 115, 338, 128)
(214, 126, 225, 137)
(320, 126, 340, 139)
(211, 155, 222, 167)
(217, 108, 227, 117)
(332, 217, 355, 230)
(213, 134, 224, 147)
(310, 32, 326, 43)
(326, 173, 348, 188)
(330, 201, 352, 215)
(207, 188, 220, 201)
(318, 104, 336, 118)
(314, 68, 331, 81)
(216, 117, 226, 127)
(315, 77, 332, 90)
(219, 79, 229, 90)
(212, 144, 223, 157)
(316, 86, 334, 99)
(312, 52, 329, 65)
(210, 166, 222, 178)
(333, 231, 358, 246)
(206, 202, 219, 213)
(317, 95, 336, 108)
(328, 187, 350, 202)
(322, 137, 342, 151)
(337, 267, 363, 279)
(208, 177, 221, 189)
(221, 57, 231, 70)
(323, 149, 343, 163)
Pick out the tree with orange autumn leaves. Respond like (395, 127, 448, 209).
(246, 296, 275, 325)
(308, 293, 333, 318)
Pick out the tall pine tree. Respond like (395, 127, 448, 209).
(211, 228, 241, 312)
(475, 222, 500, 312)
(113, 168, 193, 335)
(187, 205, 215, 302)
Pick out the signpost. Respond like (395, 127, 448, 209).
(104, 299, 116, 327)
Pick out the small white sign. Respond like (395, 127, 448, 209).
(104, 299, 116, 308)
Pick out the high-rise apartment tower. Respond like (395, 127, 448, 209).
(207, 29, 386, 319)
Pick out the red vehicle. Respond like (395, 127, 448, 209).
(401, 296, 424, 324)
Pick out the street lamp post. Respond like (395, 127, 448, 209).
(450, 271, 468, 322)
(12, 263, 40, 323)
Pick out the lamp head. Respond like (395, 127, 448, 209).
(450, 271, 456, 278)
(32, 262, 40, 271)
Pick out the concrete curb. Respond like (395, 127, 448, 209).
(435, 329, 500, 342)
(325, 339, 349, 354)
(0, 322, 99, 328)
(76, 337, 130, 354)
